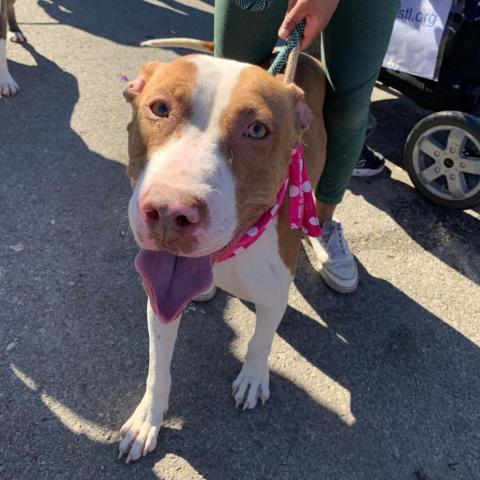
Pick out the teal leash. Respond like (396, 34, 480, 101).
(269, 21, 304, 76)
(232, 0, 275, 12)
(232, 0, 305, 77)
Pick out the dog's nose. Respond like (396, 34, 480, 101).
(144, 204, 200, 230)
(140, 186, 204, 244)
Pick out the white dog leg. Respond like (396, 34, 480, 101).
(0, 37, 19, 97)
(232, 294, 289, 410)
(118, 301, 180, 463)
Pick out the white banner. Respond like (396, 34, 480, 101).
(383, 0, 452, 80)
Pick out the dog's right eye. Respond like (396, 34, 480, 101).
(246, 122, 268, 139)
(150, 101, 169, 118)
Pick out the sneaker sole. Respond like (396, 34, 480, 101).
(319, 267, 358, 294)
(193, 286, 217, 302)
(352, 165, 385, 177)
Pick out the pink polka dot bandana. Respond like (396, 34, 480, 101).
(215, 144, 322, 263)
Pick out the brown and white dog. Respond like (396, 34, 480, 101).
(119, 44, 327, 462)
(0, 0, 26, 97)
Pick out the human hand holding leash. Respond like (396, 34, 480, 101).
(278, 0, 340, 49)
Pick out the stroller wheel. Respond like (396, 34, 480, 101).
(404, 111, 480, 209)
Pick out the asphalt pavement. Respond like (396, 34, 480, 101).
(1, 1, 479, 479)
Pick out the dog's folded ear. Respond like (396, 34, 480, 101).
(286, 83, 312, 135)
(123, 61, 163, 103)
(123, 77, 145, 103)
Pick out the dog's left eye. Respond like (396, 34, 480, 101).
(150, 101, 169, 118)
(246, 122, 268, 139)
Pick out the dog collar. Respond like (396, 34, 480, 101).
(214, 144, 322, 263)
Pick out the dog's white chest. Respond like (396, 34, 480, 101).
(213, 220, 293, 305)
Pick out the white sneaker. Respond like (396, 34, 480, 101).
(309, 219, 358, 293)
(193, 285, 217, 302)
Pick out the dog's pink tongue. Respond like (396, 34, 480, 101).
(135, 249, 213, 323)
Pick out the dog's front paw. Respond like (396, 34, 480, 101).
(0, 72, 19, 97)
(8, 30, 27, 44)
(232, 361, 270, 410)
(118, 392, 166, 463)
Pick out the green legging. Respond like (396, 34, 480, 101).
(214, 0, 399, 204)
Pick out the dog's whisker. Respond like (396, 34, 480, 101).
(113, 211, 133, 239)
(113, 205, 129, 214)
(209, 188, 222, 197)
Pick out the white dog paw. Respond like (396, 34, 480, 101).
(232, 363, 270, 410)
(8, 31, 27, 44)
(0, 72, 19, 97)
(118, 393, 166, 463)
